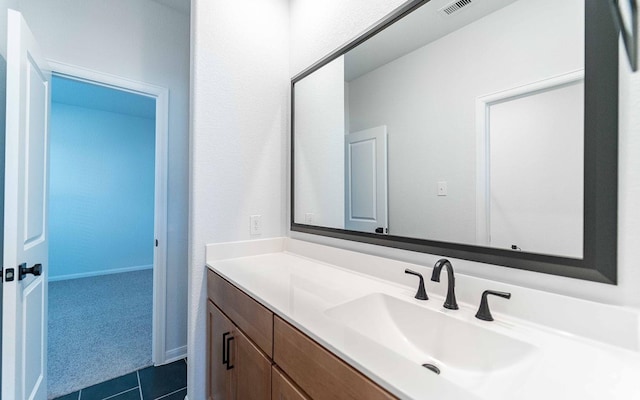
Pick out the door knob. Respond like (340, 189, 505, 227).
(19, 263, 42, 281)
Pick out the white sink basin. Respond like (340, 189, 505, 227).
(325, 293, 537, 383)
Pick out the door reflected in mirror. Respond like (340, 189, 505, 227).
(293, 0, 585, 259)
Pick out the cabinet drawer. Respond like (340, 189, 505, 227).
(273, 317, 396, 400)
(272, 366, 310, 400)
(207, 269, 273, 357)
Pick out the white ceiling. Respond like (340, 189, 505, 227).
(345, 0, 518, 81)
(151, 0, 190, 15)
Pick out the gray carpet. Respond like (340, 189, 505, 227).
(48, 269, 153, 399)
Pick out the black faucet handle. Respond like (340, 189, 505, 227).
(475, 290, 511, 321)
(404, 269, 428, 300)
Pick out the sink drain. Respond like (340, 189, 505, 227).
(422, 363, 441, 375)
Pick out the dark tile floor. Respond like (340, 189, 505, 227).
(53, 359, 187, 400)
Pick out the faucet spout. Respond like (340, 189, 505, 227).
(430, 259, 459, 310)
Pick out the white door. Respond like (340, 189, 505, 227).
(484, 80, 583, 258)
(2, 9, 50, 400)
(345, 126, 388, 234)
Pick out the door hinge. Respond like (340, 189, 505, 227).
(155, 239, 158, 247)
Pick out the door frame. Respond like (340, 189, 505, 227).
(46, 60, 169, 365)
(474, 69, 584, 247)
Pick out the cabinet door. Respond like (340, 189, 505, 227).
(272, 366, 310, 400)
(207, 301, 235, 400)
(233, 328, 272, 400)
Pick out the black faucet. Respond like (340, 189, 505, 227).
(475, 290, 511, 321)
(430, 259, 458, 310)
(404, 269, 428, 300)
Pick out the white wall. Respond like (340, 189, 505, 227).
(188, 0, 289, 398)
(294, 56, 345, 228)
(347, 0, 583, 247)
(290, 0, 640, 309)
(290, 0, 408, 77)
(17, 0, 190, 359)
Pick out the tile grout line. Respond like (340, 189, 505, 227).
(100, 387, 140, 400)
(152, 387, 187, 400)
(54, 360, 186, 400)
(137, 371, 144, 400)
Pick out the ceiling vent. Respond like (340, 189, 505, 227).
(439, 0, 475, 16)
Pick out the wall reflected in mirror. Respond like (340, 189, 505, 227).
(294, 0, 585, 259)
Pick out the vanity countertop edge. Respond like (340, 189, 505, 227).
(205, 237, 640, 400)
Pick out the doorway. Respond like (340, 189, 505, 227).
(46, 65, 169, 398)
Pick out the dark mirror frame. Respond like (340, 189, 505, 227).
(291, 0, 618, 284)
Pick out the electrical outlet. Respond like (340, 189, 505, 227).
(304, 213, 314, 224)
(437, 181, 448, 196)
(250, 215, 262, 235)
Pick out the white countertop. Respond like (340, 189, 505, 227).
(206, 238, 640, 400)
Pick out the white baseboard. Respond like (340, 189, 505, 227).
(163, 345, 187, 364)
(48, 264, 153, 282)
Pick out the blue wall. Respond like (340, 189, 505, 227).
(49, 78, 156, 280)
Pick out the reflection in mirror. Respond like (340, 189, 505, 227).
(294, 0, 585, 259)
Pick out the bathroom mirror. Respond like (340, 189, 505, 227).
(291, 0, 619, 283)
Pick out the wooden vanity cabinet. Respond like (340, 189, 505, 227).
(273, 317, 395, 400)
(207, 269, 274, 400)
(207, 301, 235, 399)
(207, 300, 272, 400)
(207, 269, 396, 400)
(272, 366, 310, 400)
(207, 269, 273, 357)
(235, 327, 272, 400)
